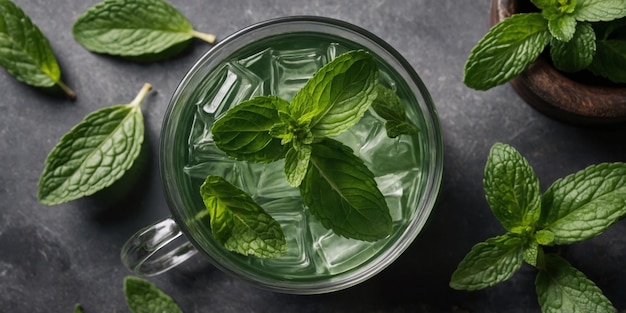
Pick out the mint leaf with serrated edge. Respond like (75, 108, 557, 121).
(371, 85, 419, 138)
(212, 96, 289, 163)
(550, 22, 596, 72)
(483, 143, 541, 231)
(574, 0, 626, 22)
(199, 175, 287, 258)
(539, 163, 626, 245)
(284, 145, 311, 187)
(73, 0, 216, 61)
(291, 50, 378, 138)
(124, 276, 183, 313)
(464, 13, 551, 90)
(37, 83, 151, 205)
(548, 14, 577, 41)
(588, 39, 626, 83)
(300, 138, 392, 241)
(450, 234, 524, 290)
(536, 254, 616, 313)
(0, 0, 75, 98)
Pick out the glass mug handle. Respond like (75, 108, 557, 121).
(121, 217, 198, 276)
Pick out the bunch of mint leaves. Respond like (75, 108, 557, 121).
(450, 143, 626, 313)
(464, 0, 626, 90)
(198, 50, 419, 258)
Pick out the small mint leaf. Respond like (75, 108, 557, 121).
(464, 13, 551, 90)
(484, 143, 542, 231)
(588, 39, 626, 83)
(200, 175, 287, 258)
(74, 304, 84, 313)
(540, 163, 626, 245)
(550, 22, 596, 72)
(124, 276, 183, 313)
(535, 229, 555, 245)
(450, 234, 524, 290)
(574, 0, 626, 22)
(536, 254, 616, 313)
(371, 85, 419, 138)
(284, 145, 311, 187)
(548, 14, 578, 42)
(300, 138, 391, 241)
(523, 240, 540, 267)
(212, 96, 289, 163)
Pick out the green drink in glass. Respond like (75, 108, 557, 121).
(122, 16, 443, 294)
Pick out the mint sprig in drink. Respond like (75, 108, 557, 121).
(162, 17, 442, 293)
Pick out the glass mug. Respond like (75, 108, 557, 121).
(121, 16, 443, 294)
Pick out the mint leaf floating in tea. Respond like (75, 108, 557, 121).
(124, 276, 183, 313)
(372, 85, 419, 138)
(73, 0, 216, 61)
(300, 139, 392, 241)
(37, 83, 151, 205)
(0, 0, 75, 98)
(199, 176, 287, 258)
(450, 143, 626, 312)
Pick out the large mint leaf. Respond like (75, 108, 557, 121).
(371, 85, 419, 138)
(536, 254, 616, 313)
(300, 138, 391, 241)
(588, 39, 626, 83)
(0, 0, 74, 98)
(550, 22, 596, 72)
(483, 143, 541, 231)
(37, 84, 151, 205)
(124, 276, 183, 313)
(574, 0, 626, 22)
(464, 13, 551, 90)
(73, 0, 215, 60)
(291, 50, 378, 138)
(548, 15, 578, 42)
(539, 163, 626, 245)
(199, 175, 287, 258)
(212, 96, 288, 163)
(450, 234, 524, 290)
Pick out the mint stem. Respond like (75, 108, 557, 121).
(130, 83, 152, 109)
(190, 30, 217, 44)
(56, 80, 76, 100)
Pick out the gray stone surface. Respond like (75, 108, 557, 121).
(2, 0, 626, 312)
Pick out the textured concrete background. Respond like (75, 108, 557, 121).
(2, 0, 626, 312)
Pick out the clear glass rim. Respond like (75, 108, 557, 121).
(160, 15, 444, 294)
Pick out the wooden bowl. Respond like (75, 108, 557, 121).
(490, 0, 626, 125)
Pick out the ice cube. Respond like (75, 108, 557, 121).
(271, 48, 326, 101)
(254, 160, 300, 199)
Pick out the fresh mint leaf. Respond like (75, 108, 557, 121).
(74, 304, 84, 313)
(523, 240, 540, 267)
(483, 143, 541, 231)
(0, 0, 75, 98)
(371, 85, 419, 138)
(539, 163, 626, 245)
(574, 0, 626, 22)
(124, 276, 183, 313)
(536, 254, 616, 313)
(464, 13, 551, 90)
(284, 145, 311, 187)
(550, 22, 596, 72)
(588, 39, 626, 83)
(199, 175, 287, 258)
(300, 138, 392, 241)
(291, 50, 378, 138)
(548, 14, 578, 42)
(37, 83, 151, 205)
(212, 96, 289, 163)
(450, 234, 524, 290)
(73, 0, 216, 60)
(535, 229, 555, 245)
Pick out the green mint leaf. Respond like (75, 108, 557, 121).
(550, 22, 596, 72)
(483, 143, 541, 231)
(74, 304, 84, 313)
(536, 254, 616, 313)
(300, 138, 392, 241)
(371, 85, 419, 138)
(199, 175, 287, 258)
(37, 83, 151, 205)
(291, 50, 378, 138)
(124, 276, 183, 313)
(535, 229, 555, 245)
(450, 234, 524, 290)
(536, 0, 578, 20)
(539, 163, 626, 245)
(212, 96, 289, 163)
(464, 13, 551, 90)
(588, 39, 626, 83)
(73, 0, 216, 60)
(523, 240, 540, 267)
(548, 14, 578, 42)
(284, 145, 311, 187)
(0, 0, 75, 98)
(574, 0, 626, 22)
